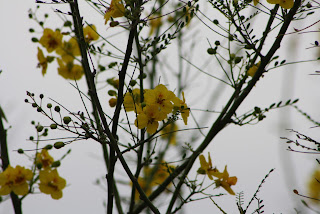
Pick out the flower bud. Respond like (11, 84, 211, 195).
(129, 80, 137, 87)
(37, 125, 44, 132)
(63, 116, 71, 125)
(109, 98, 117, 107)
(110, 21, 119, 27)
(44, 144, 53, 150)
(54, 141, 65, 149)
(50, 123, 57, 129)
(207, 48, 216, 55)
(51, 161, 61, 168)
(54, 106, 60, 112)
(36, 163, 43, 170)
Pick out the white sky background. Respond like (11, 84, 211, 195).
(1, 0, 320, 213)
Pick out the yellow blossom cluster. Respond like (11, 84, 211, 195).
(197, 153, 237, 195)
(253, 0, 294, 9)
(0, 149, 66, 200)
(123, 84, 190, 134)
(37, 25, 99, 79)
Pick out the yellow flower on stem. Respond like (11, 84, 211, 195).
(197, 153, 220, 180)
(36, 149, 54, 169)
(123, 88, 142, 112)
(56, 38, 80, 63)
(39, 169, 66, 200)
(37, 47, 48, 76)
(135, 104, 167, 134)
(57, 58, 84, 80)
(39, 28, 63, 53)
(83, 25, 99, 43)
(267, 0, 294, 9)
(214, 166, 238, 195)
(247, 61, 261, 77)
(144, 84, 177, 115)
(173, 92, 190, 125)
(253, 0, 259, 5)
(0, 165, 33, 196)
(104, 0, 125, 24)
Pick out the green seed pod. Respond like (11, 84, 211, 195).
(29, 136, 34, 141)
(63, 116, 72, 125)
(51, 161, 61, 168)
(32, 103, 37, 108)
(213, 19, 219, 25)
(37, 107, 42, 112)
(47, 103, 52, 108)
(17, 149, 24, 154)
(54, 141, 65, 149)
(50, 124, 57, 129)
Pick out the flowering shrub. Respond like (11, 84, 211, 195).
(1, 0, 320, 213)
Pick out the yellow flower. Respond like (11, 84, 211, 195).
(308, 168, 320, 203)
(39, 28, 63, 53)
(173, 92, 190, 125)
(0, 165, 33, 196)
(267, 0, 294, 9)
(104, 0, 125, 24)
(214, 166, 237, 195)
(247, 61, 261, 77)
(83, 25, 99, 43)
(144, 84, 177, 115)
(197, 153, 220, 180)
(146, 163, 174, 185)
(135, 162, 174, 200)
(56, 38, 80, 63)
(149, 16, 162, 36)
(123, 88, 142, 112)
(37, 47, 48, 76)
(253, 0, 259, 5)
(39, 169, 66, 200)
(160, 123, 178, 145)
(57, 58, 84, 80)
(135, 104, 167, 134)
(36, 149, 54, 169)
